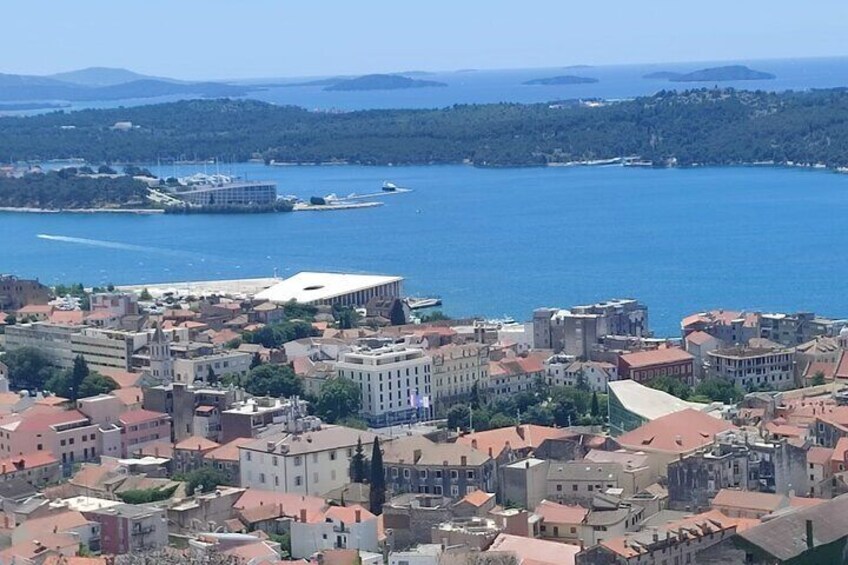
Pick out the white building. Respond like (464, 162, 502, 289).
(707, 339, 796, 391)
(336, 344, 432, 426)
(544, 357, 618, 392)
(173, 351, 252, 384)
(255, 271, 403, 308)
(290, 505, 379, 559)
(238, 425, 377, 496)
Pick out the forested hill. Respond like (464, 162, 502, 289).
(3, 88, 848, 168)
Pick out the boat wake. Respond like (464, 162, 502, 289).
(36, 234, 194, 258)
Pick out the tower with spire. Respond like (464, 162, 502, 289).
(148, 321, 173, 383)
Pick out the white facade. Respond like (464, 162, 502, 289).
(238, 426, 376, 496)
(545, 358, 618, 392)
(336, 345, 432, 426)
(173, 351, 251, 384)
(708, 347, 796, 390)
(290, 508, 379, 559)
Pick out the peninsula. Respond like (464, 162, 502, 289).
(324, 74, 448, 91)
(522, 75, 598, 85)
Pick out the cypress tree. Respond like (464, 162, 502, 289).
(368, 437, 385, 515)
(590, 391, 599, 417)
(351, 437, 367, 483)
(69, 355, 89, 402)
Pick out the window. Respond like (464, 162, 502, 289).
(450, 470, 459, 479)
(295, 456, 302, 466)
(450, 485, 459, 497)
(274, 476, 279, 486)
(572, 484, 578, 491)
(392, 468, 399, 478)
(435, 470, 442, 479)
(246, 452, 252, 462)
(419, 469, 427, 479)
(403, 469, 410, 479)
(556, 484, 562, 492)
(434, 485, 443, 495)
(466, 470, 475, 479)
(295, 476, 303, 486)
(330, 451, 337, 461)
(260, 473, 266, 484)
(273, 457, 278, 467)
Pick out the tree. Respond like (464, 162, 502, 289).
(97, 165, 117, 174)
(316, 377, 362, 423)
(590, 391, 600, 417)
(68, 355, 90, 401)
(368, 437, 385, 515)
(419, 311, 450, 323)
(469, 381, 481, 410)
(77, 373, 118, 398)
(206, 366, 219, 386)
(243, 364, 302, 397)
(575, 369, 589, 392)
(447, 405, 471, 431)
(4, 313, 15, 326)
(250, 352, 263, 369)
(693, 378, 743, 403)
(350, 437, 367, 483)
(139, 288, 153, 301)
(388, 300, 407, 326)
(811, 371, 826, 387)
(178, 467, 230, 495)
(551, 394, 578, 427)
(522, 404, 554, 426)
(337, 307, 358, 330)
(648, 375, 691, 400)
(3, 347, 57, 390)
(489, 412, 517, 429)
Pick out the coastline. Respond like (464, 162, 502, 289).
(0, 206, 164, 214)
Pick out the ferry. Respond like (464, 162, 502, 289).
(382, 181, 403, 192)
(405, 297, 442, 310)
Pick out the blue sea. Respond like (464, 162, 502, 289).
(3, 164, 848, 336)
(30, 56, 848, 114)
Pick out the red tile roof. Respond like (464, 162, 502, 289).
(204, 437, 254, 462)
(534, 500, 588, 525)
(319, 504, 375, 525)
(459, 490, 495, 508)
(119, 408, 168, 426)
(620, 347, 694, 368)
(487, 533, 578, 565)
(175, 436, 220, 452)
(457, 425, 575, 458)
(0, 451, 58, 474)
(617, 409, 735, 454)
(806, 446, 834, 467)
(685, 331, 716, 346)
(13, 408, 89, 432)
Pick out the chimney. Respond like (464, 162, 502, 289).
(471, 439, 478, 449)
(300, 508, 307, 523)
(461, 455, 467, 466)
(525, 461, 530, 469)
(413, 449, 422, 464)
(516, 425, 525, 440)
(806, 519, 814, 550)
(355, 509, 361, 523)
(488, 447, 493, 457)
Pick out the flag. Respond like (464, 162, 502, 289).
(421, 395, 431, 409)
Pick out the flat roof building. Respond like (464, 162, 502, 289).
(255, 271, 403, 307)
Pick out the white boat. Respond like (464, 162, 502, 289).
(405, 297, 442, 310)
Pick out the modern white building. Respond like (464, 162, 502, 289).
(336, 344, 432, 426)
(255, 271, 403, 307)
(544, 356, 618, 392)
(238, 425, 377, 496)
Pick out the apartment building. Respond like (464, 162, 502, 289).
(0, 275, 51, 311)
(487, 355, 544, 400)
(143, 382, 243, 442)
(4, 322, 78, 367)
(381, 435, 495, 499)
(707, 339, 796, 391)
(545, 357, 618, 391)
(0, 408, 100, 472)
(336, 344, 432, 426)
(431, 343, 489, 415)
(173, 351, 252, 384)
(618, 347, 695, 385)
(239, 425, 377, 496)
(118, 409, 172, 457)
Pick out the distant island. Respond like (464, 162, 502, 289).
(324, 74, 448, 91)
(0, 67, 259, 102)
(523, 75, 599, 86)
(644, 65, 776, 82)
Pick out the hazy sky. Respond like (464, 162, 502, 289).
(4, 0, 847, 80)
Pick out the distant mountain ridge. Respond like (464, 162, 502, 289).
(0, 67, 256, 102)
(523, 75, 599, 86)
(48, 67, 174, 86)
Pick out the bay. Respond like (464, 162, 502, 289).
(2, 164, 848, 336)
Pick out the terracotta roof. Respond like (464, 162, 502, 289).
(16, 304, 53, 314)
(49, 310, 85, 325)
(620, 347, 694, 368)
(234, 489, 327, 518)
(712, 489, 790, 513)
(11, 408, 88, 432)
(831, 437, 848, 468)
(136, 440, 174, 459)
(458, 490, 495, 508)
(34, 396, 70, 407)
(0, 451, 58, 474)
(119, 408, 168, 426)
(616, 409, 735, 454)
(69, 463, 114, 489)
(382, 434, 490, 467)
(816, 406, 848, 430)
(807, 446, 834, 466)
(220, 540, 279, 564)
(765, 422, 807, 438)
(204, 437, 254, 462)
(319, 504, 375, 525)
(210, 328, 241, 345)
(685, 331, 716, 346)
(175, 435, 220, 452)
(14, 510, 91, 540)
(534, 500, 588, 524)
(111, 386, 144, 407)
(487, 533, 578, 565)
(836, 350, 848, 379)
(804, 361, 837, 380)
(457, 424, 575, 458)
(0, 392, 24, 406)
(98, 368, 143, 389)
(0, 533, 78, 562)
(44, 556, 108, 565)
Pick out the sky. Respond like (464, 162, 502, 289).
(3, 0, 847, 80)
